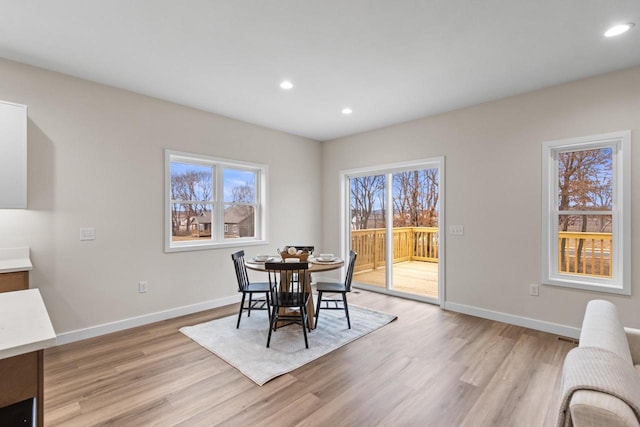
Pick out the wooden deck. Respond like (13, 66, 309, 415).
(353, 260, 438, 299)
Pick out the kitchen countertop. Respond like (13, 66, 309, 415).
(0, 288, 56, 360)
(0, 247, 33, 273)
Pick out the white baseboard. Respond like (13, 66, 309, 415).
(54, 295, 581, 346)
(55, 294, 242, 345)
(443, 301, 580, 339)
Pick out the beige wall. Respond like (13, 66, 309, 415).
(322, 67, 640, 331)
(1, 56, 637, 341)
(0, 59, 322, 337)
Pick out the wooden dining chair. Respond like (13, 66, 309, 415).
(315, 250, 357, 329)
(265, 261, 311, 349)
(231, 250, 271, 328)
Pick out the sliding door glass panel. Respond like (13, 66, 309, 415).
(390, 169, 439, 299)
(350, 175, 388, 290)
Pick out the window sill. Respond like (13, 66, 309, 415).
(165, 238, 268, 253)
(543, 276, 630, 295)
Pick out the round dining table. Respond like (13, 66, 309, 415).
(245, 256, 344, 329)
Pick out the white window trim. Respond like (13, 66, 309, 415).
(541, 130, 630, 295)
(165, 149, 268, 252)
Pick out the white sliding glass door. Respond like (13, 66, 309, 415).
(342, 158, 444, 305)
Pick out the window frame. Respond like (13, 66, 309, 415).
(541, 130, 630, 294)
(165, 150, 268, 252)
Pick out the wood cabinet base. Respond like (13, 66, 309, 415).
(0, 350, 44, 426)
(0, 271, 29, 293)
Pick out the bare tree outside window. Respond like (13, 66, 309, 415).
(170, 163, 213, 240)
(392, 169, 439, 227)
(231, 182, 254, 203)
(350, 170, 439, 230)
(350, 175, 385, 230)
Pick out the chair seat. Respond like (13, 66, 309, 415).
(315, 281, 347, 292)
(270, 291, 309, 307)
(246, 282, 271, 292)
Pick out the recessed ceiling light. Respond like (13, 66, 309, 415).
(341, 108, 353, 115)
(280, 80, 293, 90)
(604, 23, 634, 37)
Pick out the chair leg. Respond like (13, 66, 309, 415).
(247, 293, 253, 317)
(267, 306, 277, 347)
(237, 293, 246, 328)
(300, 305, 309, 349)
(305, 304, 312, 332)
(342, 293, 351, 329)
(265, 292, 271, 323)
(315, 291, 323, 324)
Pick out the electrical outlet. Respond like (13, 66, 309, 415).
(529, 283, 539, 296)
(138, 281, 148, 293)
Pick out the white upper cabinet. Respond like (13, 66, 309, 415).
(0, 100, 27, 209)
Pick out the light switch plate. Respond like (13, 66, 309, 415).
(80, 228, 96, 241)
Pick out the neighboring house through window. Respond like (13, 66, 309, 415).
(165, 150, 267, 252)
(541, 131, 630, 294)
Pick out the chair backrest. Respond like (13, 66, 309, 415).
(265, 262, 309, 306)
(231, 250, 250, 292)
(344, 250, 358, 292)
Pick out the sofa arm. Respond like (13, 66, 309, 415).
(625, 327, 640, 365)
(571, 390, 640, 427)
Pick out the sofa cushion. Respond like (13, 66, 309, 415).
(580, 300, 633, 365)
(571, 390, 640, 427)
(559, 346, 640, 427)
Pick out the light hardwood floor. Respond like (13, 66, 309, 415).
(44, 290, 575, 426)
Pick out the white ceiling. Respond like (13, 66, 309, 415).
(0, 1, 638, 141)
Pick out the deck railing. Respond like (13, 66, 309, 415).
(351, 227, 438, 273)
(558, 231, 612, 278)
(351, 228, 612, 278)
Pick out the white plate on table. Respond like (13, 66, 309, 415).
(311, 257, 339, 264)
(250, 257, 278, 263)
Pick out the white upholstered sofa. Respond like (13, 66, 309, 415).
(559, 300, 640, 427)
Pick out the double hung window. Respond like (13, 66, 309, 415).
(165, 150, 267, 252)
(541, 131, 630, 294)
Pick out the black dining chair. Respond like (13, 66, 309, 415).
(315, 250, 357, 329)
(231, 250, 271, 328)
(265, 261, 311, 349)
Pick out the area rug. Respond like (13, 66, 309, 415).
(180, 305, 397, 385)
